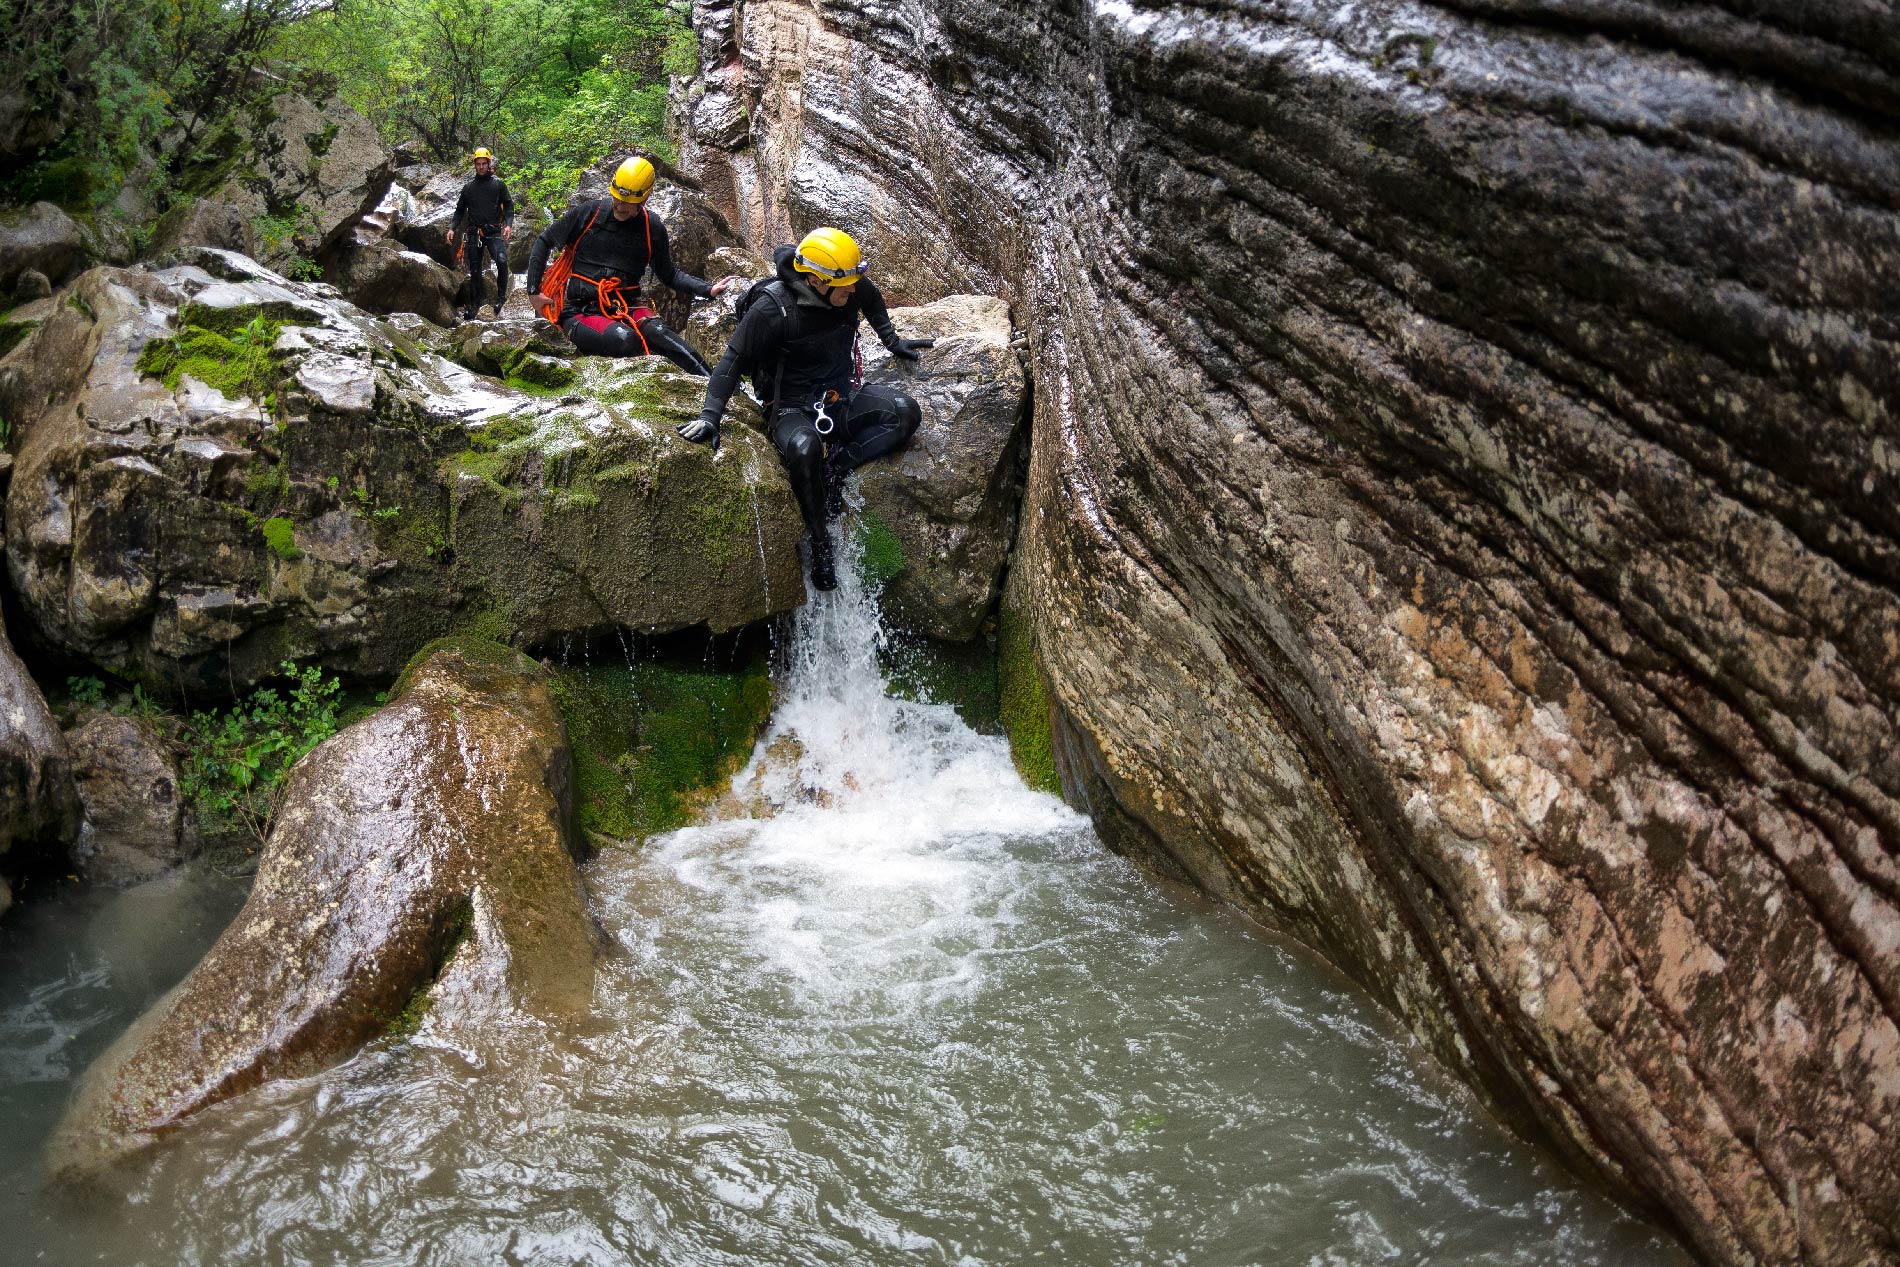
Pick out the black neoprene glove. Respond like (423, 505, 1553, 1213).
(888, 337, 935, 362)
(677, 412, 721, 450)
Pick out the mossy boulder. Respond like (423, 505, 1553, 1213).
(0, 250, 807, 692)
(447, 360, 800, 643)
(51, 640, 595, 1179)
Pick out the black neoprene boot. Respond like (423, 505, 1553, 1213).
(823, 456, 847, 519)
(809, 532, 837, 592)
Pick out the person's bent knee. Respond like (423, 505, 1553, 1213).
(895, 392, 921, 439)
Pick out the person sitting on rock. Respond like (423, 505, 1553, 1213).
(446, 146, 514, 322)
(678, 227, 934, 592)
(524, 156, 736, 374)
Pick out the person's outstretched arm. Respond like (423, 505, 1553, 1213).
(858, 278, 934, 361)
(680, 301, 782, 447)
(648, 216, 713, 299)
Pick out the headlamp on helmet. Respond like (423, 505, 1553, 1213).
(611, 156, 656, 205)
(792, 227, 867, 287)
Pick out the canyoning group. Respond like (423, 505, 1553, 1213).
(451, 149, 936, 592)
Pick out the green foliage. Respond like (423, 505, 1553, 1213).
(136, 310, 283, 404)
(853, 509, 907, 589)
(66, 675, 108, 707)
(281, 0, 691, 204)
(262, 515, 302, 559)
(254, 204, 323, 275)
(4, 0, 329, 212)
(550, 656, 773, 841)
(177, 660, 343, 845)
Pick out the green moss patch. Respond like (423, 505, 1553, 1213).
(853, 508, 907, 589)
(261, 515, 301, 560)
(391, 632, 538, 699)
(0, 319, 39, 361)
(136, 310, 283, 404)
(883, 633, 1001, 734)
(998, 604, 1060, 794)
(550, 655, 773, 841)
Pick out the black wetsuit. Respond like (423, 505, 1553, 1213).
(698, 244, 922, 538)
(451, 172, 514, 314)
(524, 199, 712, 374)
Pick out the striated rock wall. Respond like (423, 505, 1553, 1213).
(677, 1, 1900, 1263)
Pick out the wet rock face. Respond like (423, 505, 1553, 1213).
(681, 2, 1900, 1262)
(0, 202, 87, 293)
(66, 713, 185, 887)
(855, 294, 1027, 640)
(0, 250, 807, 691)
(51, 642, 597, 1178)
(1, 614, 79, 887)
(187, 92, 394, 273)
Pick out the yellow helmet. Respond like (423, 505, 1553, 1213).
(792, 227, 866, 287)
(610, 156, 656, 204)
(471, 147, 493, 162)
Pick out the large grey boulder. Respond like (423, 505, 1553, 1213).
(51, 640, 596, 1177)
(854, 295, 1025, 640)
(0, 201, 87, 293)
(186, 92, 393, 272)
(66, 713, 186, 887)
(682, 3, 1900, 1265)
(0, 250, 806, 693)
(146, 198, 254, 260)
(321, 236, 462, 328)
(1, 612, 80, 891)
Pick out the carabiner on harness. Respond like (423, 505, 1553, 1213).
(811, 389, 842, 437)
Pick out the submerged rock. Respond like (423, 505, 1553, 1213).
(681, 3, 1900, 1263)
(0, 250, 805, 690)
(51, 640, 596, 1178)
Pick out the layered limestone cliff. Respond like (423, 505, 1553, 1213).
(676, 2, 1900, 1263)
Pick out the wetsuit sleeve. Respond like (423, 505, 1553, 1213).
(649, 217, 712, 300)
(500, 181, 515, 228)
(451, 182, 470, 235)
(524, 203, 583, 294)
(696, 302, 784, 425)
(858, 278, 904, 351)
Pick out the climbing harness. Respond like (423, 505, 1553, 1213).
(811, 389, 842, 437)
(540, 203, 654, 342)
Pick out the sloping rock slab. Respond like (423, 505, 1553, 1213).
(51, 641, 595, 1178)
(856, 294, 1026, 640)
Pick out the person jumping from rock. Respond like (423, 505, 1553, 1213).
(525, 156, 736, 374)
(446, 146, 514, 322)
(678, 227, 934, 592)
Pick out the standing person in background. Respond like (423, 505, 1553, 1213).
(446, 146, 514, 322)
(679, 227, 933, 593)
(524, 155, 739, 374)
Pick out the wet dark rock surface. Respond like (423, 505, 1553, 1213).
(50, 642, 596, 1179)
(678, 2, 1900, 1262)
(1, 613, 79, 904)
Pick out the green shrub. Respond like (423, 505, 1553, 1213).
(177, 660, 343, 844)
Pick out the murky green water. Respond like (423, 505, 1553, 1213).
(0, 532, 1686, 1266)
